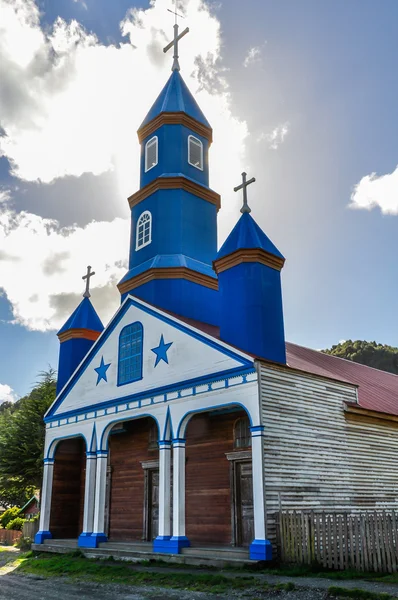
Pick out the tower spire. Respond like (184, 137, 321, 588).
(163, 4, 189, 71)
(234, 171, 256, 214)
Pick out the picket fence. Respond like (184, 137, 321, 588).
(276, 510, 398, 573)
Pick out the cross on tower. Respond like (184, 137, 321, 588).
(82, 265, 95, 299)
(234, 172, 256, 214)
(164, 4, 189, 72)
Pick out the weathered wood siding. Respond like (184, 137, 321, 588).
(259, 363, 398, 544)
(108, 418, 158, 541)
(186, 411, 247, 545)
(50, 438, 85, 538)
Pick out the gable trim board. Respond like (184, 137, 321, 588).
(46, 295, 254, 422)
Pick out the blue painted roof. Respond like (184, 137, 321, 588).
(139, 70, 211, 131)
(216, 212, 284, 260)
(57, 297, 104, 335)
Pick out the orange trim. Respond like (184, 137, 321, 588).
(128, 176, 221, 211)
(58, 328, 101, 343)
(117, 267, 218, 295)
(213, 248, 285, 274)
(137, 112, 213, 145)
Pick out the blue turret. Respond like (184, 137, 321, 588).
(118, 68, 220, 326)
(56, 296, 104, 394)
(213, 211, 286, 364)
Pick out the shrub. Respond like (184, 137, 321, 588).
(15, 536, 32, 551)
(0, 506, 20, 529)
(5, 517, 25, 531)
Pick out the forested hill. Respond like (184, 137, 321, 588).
(322, 340, 398, 375)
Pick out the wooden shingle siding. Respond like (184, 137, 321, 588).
(259, 363, 398, 545)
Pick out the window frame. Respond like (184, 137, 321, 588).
(135, 210, 152, 251)
(233, 416, 252, 450)
(145, 136, 158, 172)
(187, 134, 204, 171)
(117, 321, 144, 386)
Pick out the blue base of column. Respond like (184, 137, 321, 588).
(153, 536, 190, 554)
(249, 539, 273, 561)
(78, 532, 108, 548)
(34, 531, 52, 544)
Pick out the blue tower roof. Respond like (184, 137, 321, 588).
(58, 297, 104, 335)
(139, 70, 211, 130)
(217, 212, 284, 261)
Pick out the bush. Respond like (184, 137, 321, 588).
(5, 517, 25, 531)
(15, 536, 32, 551)
(0, 506, 20, 528)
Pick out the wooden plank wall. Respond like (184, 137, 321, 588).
(259, 364, 398, 546)
(50, 437, 85, 538)
(185, 411, 246, 545)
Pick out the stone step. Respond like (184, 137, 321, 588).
(101, 542, 152, 552)
(43, 539, 77, 548)
(182, 546, 249, 560)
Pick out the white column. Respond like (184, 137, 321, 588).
(250, 426, 272, 560)
(158, 442, 171, 538)
(171, 439, 189, 547)
(82, 453, 97, 534)
(37, 459, 54, 540)
(92, 450, 108, 543)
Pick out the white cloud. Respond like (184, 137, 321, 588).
(0, 0, 250, 332)
(0, 383, 18, 404)
(0, 207, 129, 330)
(349, 165, 398, 214)
(72, 0, 88, 9)
(243, 45, 263, 68)
(258, 122, 290, 150)
(0, 189, 12, 203)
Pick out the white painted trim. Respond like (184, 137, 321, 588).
(158, 446, 171, 537)
(144, 136, 158, 172)
(135, 210, 152, 251)
(38, 462, 54, 533)
(92, 455, 108, 534)
(82, 454, 97, 533)
(188, 135, 203, 171)
(172, 441, 186, 537)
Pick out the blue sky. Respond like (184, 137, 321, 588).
(1, 0, 397, 400)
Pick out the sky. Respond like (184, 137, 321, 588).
(0, 0, 398, 402)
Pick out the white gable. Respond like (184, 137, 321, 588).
(50, 297, 252, 418)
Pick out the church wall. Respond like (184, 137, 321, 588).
(185, 410, 246, 546)
(49, 437, 85, 539)
(108, 417, 157, 541)
(259, 362, 398, 546)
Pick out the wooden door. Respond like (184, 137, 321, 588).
(148, 469, 159, 540)
(236, 461, 254, 547)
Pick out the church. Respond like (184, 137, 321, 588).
(34, 24, 398, 563)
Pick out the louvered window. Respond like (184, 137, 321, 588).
(234, 417, 251, 449)
(118, 322, 143, 385)
(136, 210, 152, 250)
(188, 135, 203, 170)
(145, 136, 158, 172)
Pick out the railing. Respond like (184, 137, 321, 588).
(276, 510, 398, 573)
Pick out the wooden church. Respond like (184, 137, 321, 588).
(34, 24, 398, 562)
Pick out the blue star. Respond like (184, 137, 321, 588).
(94, 356, 111, 385)
(151, 334, 173, 368)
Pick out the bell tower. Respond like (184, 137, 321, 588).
(118, 23, 220, 326)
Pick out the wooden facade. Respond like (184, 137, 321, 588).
(49, 438, 85, 539)
(259, 362, 398, 545)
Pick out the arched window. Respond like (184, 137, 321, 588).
(148, 422, 158, 451)
(145, 136, 158, 172)
(136, 210, 152, 251)
(234, 417, 251, 449)
(188, 135, 203, 170)
(118, 322, 143, 386)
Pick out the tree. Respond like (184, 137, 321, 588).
(0, 369, 56, 505)
(322, 340, 398, 375)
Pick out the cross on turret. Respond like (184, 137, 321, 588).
(82, 265, 95, 299)
(234, 172, 256, 214)
(163, 4, 189, 71)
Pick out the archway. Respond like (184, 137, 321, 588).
(107, 416, 160, 542)
(49, 437, 86, 539)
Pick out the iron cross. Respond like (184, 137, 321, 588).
(164, 5, 189, 72)
(234, 172, 256, 214)
(82, 265, 95, 299)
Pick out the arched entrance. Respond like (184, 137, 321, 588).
(185, 408, 253, 547)
(107, 417, 160, 541)
(49, 437, 86, 539)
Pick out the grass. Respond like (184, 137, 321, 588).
(328, 586, 395, 600)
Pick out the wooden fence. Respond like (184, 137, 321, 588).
(0, 529, 22, 545)
(276, 510, 398, 573)
(22, 521, 39, 539)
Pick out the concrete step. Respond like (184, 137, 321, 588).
(43, 539, 77, 548)
(102, 542, 152, 552)
(182, 546, 249, 560)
